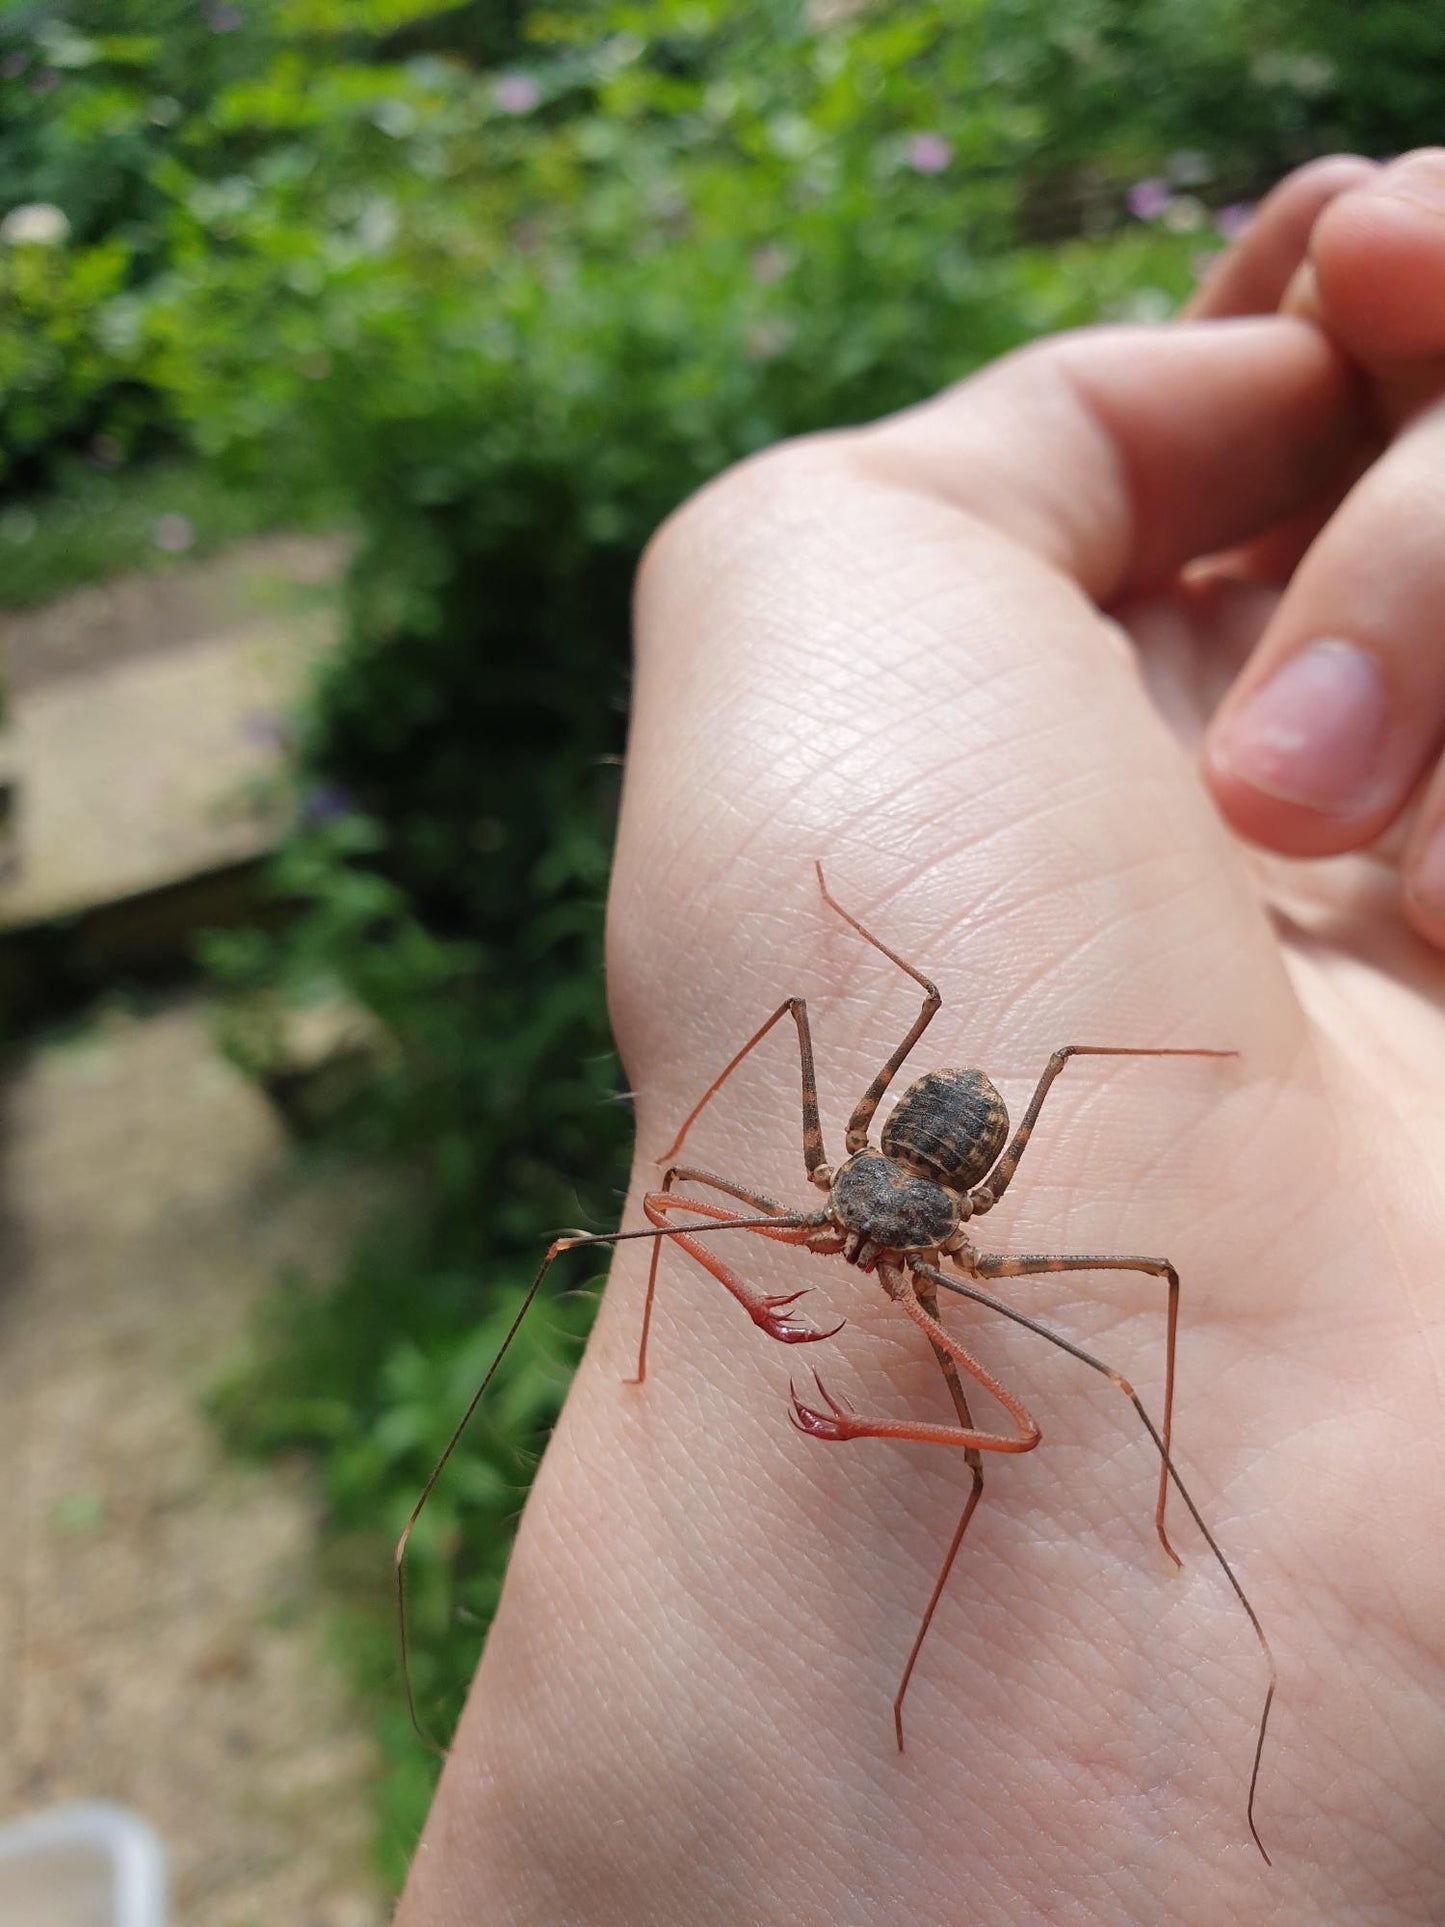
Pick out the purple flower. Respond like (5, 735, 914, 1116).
(205, 3, 243, 30)
(494, 73, 540, 116)
(1126, 178, 1172, 221)
(301, 781, 357, 827)
(750, 243, 790, 286)
(904, 133, 952, 177)
(1214, 202, 1256, 244)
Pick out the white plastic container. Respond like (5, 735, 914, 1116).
(0, 1803, 167, 1927)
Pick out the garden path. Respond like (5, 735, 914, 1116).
(0, 539, 387, 1923)
(0, 996, 388, 1927)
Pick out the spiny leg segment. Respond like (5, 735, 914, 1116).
(638, 1190, 839, 1366)
(631, 1165, 798, 1383)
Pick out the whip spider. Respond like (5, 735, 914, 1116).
(398, 866, 1275, 1862)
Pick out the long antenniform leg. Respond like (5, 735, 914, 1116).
(916, 1260, 1276, 1866)
(395, 1209, 820, 1753)
(972, 1249, 1182, 1565)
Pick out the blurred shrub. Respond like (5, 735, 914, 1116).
(6, 0, 1438, 1883)
(198, 3, 1206, 1871)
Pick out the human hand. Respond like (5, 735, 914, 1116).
(398, 154, 1445, 1924)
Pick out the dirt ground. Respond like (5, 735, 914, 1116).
(0, 997, 388, 1926)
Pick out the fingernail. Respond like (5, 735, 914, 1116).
(1410, 823, 1445, 917)
(1212, 639, 1391, 815)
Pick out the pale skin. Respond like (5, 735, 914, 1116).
(397, 154, 1445, 1923)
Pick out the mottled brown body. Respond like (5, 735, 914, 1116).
(881, 1069, 1010, 1193)
(829, 1149, 961, 1264)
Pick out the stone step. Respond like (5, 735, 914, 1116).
(0, 536, 346, 1017)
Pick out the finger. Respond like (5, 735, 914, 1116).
(1290, 150, 1445, 425)
(1187, 157, 1445, 664)
(1402, 755, 1445, 943)
(1203, 401, 1445, 858)
(1189, 438, 1384, 592)
(864, 317, 1360, 603)
(1184, 154, 1377, 321)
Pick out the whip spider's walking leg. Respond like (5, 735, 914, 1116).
(789, 1263, 1042, 1747)
(917, 1260, 1277, 1866)
(962, 1042, 1226, 1555)
(893, 1271, 986, 1752)
(971, 1248, 1183, 1562)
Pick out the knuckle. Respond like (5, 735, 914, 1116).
(634, 430, 863, 605)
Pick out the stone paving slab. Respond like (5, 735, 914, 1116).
(0, 613, 335, 933)
(0, 536, 347, 698)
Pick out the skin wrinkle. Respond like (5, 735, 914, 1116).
(647, 481, 1100, 740)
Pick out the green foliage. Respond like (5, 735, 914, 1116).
(5, 0, 1438, 1887)
(0, 1, 278, 480)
